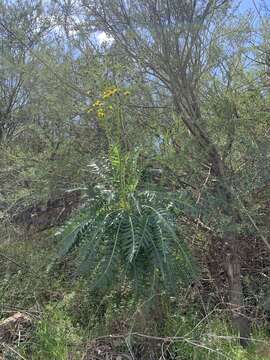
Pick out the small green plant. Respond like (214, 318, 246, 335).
(32, 304, 81, 360)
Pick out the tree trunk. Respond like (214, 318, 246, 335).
(224, 231, 250, 346)
(211, 175, 250, 345)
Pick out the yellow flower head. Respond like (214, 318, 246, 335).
(102, 86, 119, 99)
(123, 91, 130, 96)
(111, 88, 118, 95)
(97, 108, 105, 118)
(93, 100, 103, 107)
(103, 93, 111, 99)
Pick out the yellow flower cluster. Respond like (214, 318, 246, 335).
(87, 99, 105, 118)
(93, 100, 103, 107)
(103, 86, 130, 99)
(97, 108, 105, 118)
(87, 86, 131, 119)
(103, 86, 119, 99)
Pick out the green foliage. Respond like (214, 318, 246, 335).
(1, 232, 270, 359)
(31, 304, 82, 360)
(0, 233, 67, 313)
(165, 309, 270, 360)
(56, 145, 197, 294)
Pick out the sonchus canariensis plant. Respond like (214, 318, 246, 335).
(55, 143, 197, 295)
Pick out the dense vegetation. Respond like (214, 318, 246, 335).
(1, 0, 270, 358)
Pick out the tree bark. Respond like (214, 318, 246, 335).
(224, 231, 250, 346)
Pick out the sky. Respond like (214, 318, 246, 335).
(239, 0, 255, 11)
(238, 0, 266, 14)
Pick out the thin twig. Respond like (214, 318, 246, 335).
(206, 333, 269, 344)
(0, 252, 24, 269)
(2, 344, 27, 360)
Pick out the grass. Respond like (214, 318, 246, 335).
(1, 230, 270, 359)
(31, 304, 82, 360)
